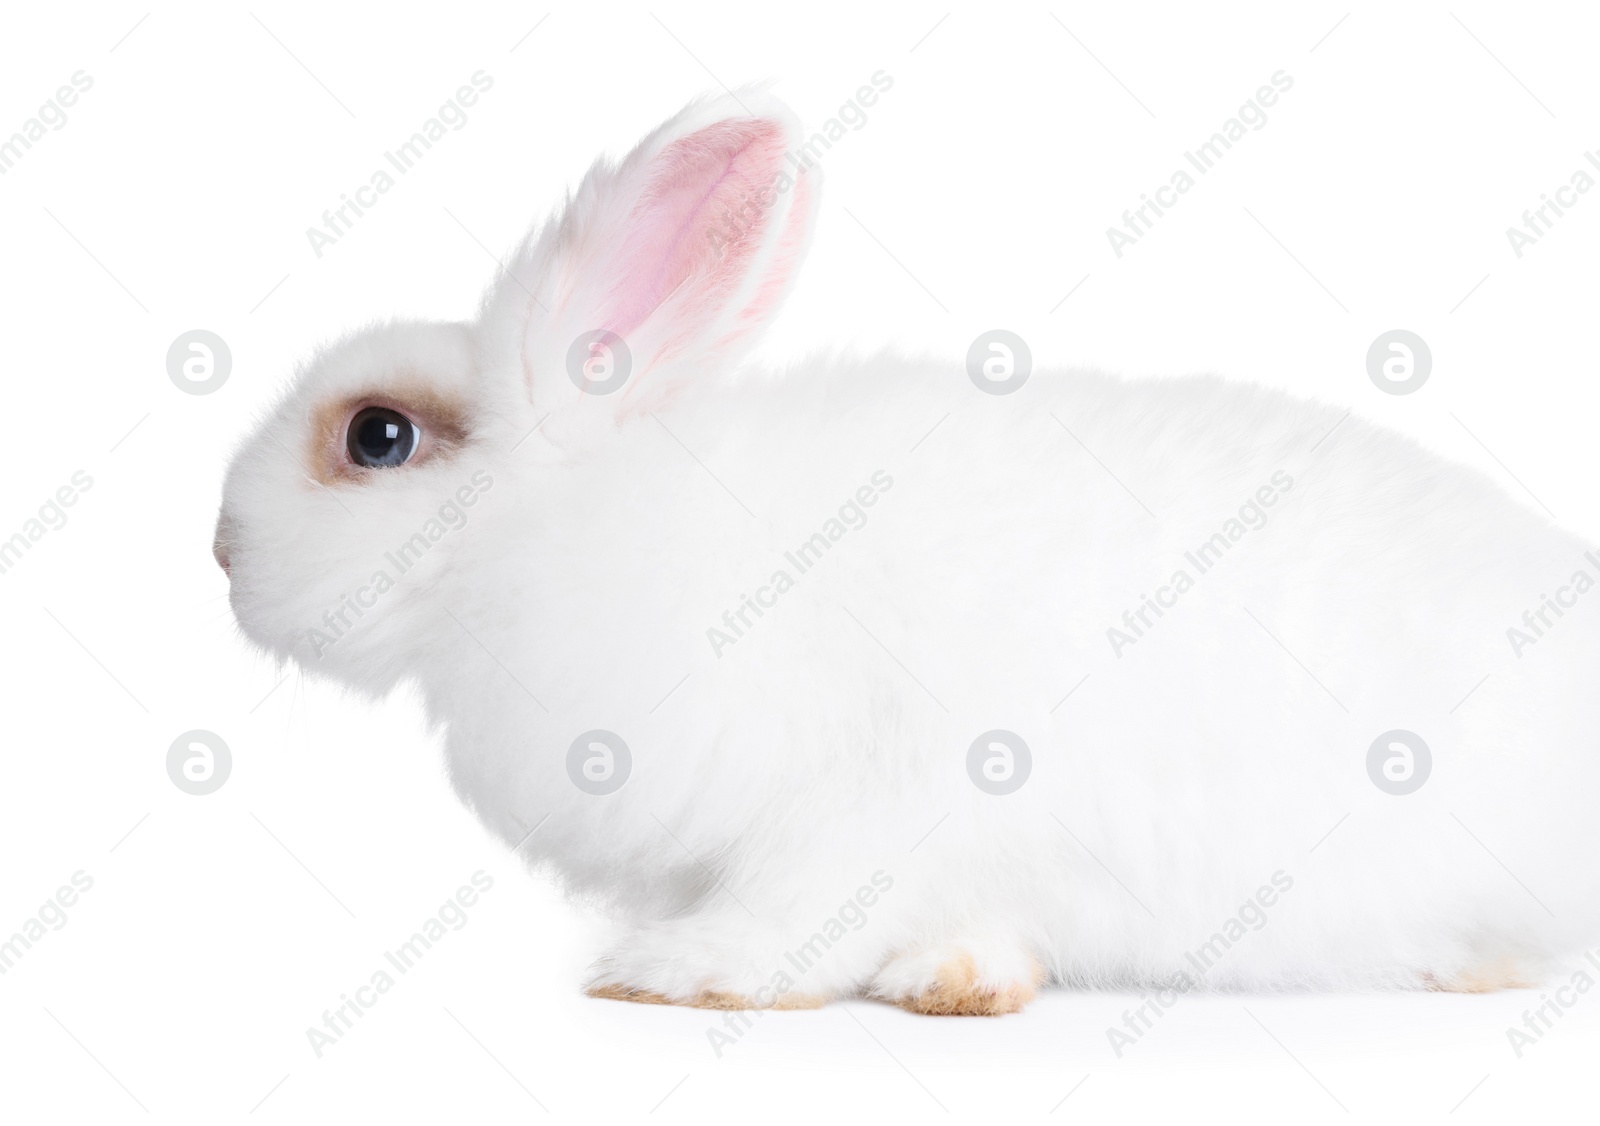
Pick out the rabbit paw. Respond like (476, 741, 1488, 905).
(1424, 956, 1533, 993)
(870, 941, 1045, 1016)
(584, 921, 832, 1010)
(587, 983, 827, 1010)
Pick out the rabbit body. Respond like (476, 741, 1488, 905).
(439, 357, 1600, 1004)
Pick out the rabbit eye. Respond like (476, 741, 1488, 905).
(347, 407, 420, 468)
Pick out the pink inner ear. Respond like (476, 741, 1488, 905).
(732, 166, 812, 335)
(601, 118, 788, 342)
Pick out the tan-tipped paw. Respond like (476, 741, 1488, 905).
(889, 951, 1044, 1016)
(587, 983, 829, 1010)
(1424, 957, 1533, 994)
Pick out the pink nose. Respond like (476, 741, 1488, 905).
(213, 513, 233, 575)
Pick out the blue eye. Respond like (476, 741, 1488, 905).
(347, 407, 420, 468)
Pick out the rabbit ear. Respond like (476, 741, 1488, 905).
(484, 90, 820, 421)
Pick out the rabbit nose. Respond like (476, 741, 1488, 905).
(213, 513, 233, 575)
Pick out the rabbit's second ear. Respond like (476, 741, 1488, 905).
(489, 91, 819, 418)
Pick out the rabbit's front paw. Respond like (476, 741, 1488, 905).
(584, 920, 832, 1011)
(870, 940, 1044, 1016)
(587, 983, 827, 1010)
(1423, 956, 1534, 993)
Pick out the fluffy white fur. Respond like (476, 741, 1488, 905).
(220, 89, 1600, 1009)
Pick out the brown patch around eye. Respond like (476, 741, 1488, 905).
(308, 385, 472, 484)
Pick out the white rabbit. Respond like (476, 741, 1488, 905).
(218, 88, 1600, 1017)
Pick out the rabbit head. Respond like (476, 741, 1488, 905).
(217, 89, 821, 699)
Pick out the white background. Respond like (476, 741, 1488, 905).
(3, 2, 1599, 1122)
